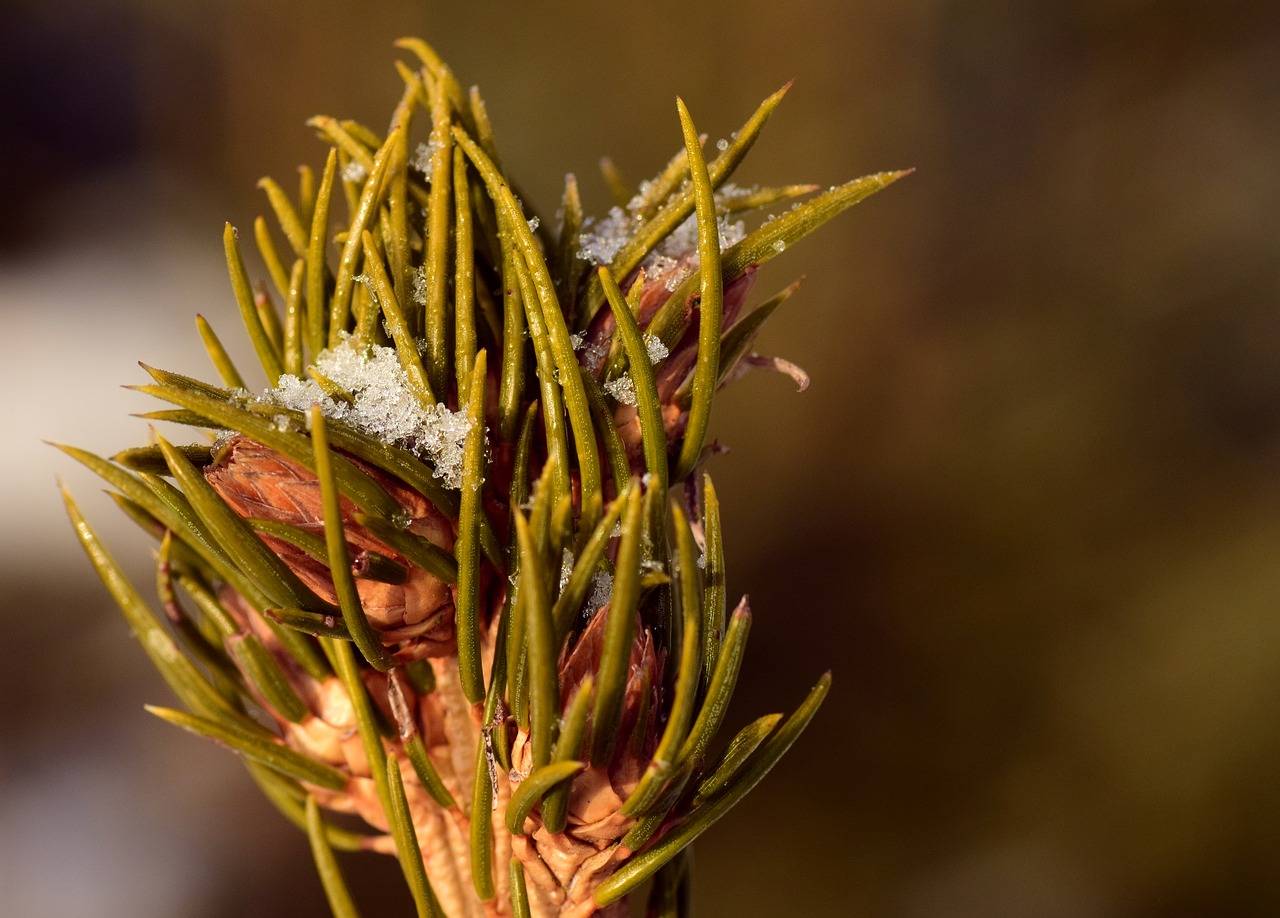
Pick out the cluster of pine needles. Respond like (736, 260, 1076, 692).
(58, 37, 904, 916)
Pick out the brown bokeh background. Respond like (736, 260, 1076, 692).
(4, 1, 1280, 915)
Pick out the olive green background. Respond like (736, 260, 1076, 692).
(4, 1, 1280, 915)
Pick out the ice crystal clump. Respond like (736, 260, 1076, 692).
(713, 182, 753, 204)
(587, 570, 614, 611)
(342, 160, 368, 184)
(658, 210, 746, 258)
(577, 201, 747, 271)
(411, 140, 436, 174)
(576, 207, 631, 265)
(625, 181, 653, 215)
(559, 549, 574, 592)
(643, 333, 669, 364)
(261, 336, 472, 488)
(641, 253, 688, 292)
(640, 210, 745, 292)
(410, 266, 429, 306)
(581, 336, 611, 370)
(603, 374, 637, 406)
(352, 274, 379, 307)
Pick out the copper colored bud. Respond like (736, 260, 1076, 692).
(509, 607, 664, 909)
(206, 435, 458, 657)
(579, 262, 759, 473)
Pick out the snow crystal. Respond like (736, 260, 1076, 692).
(579, 190, 748, 276)
(697, 551, 707, 570)
(559, 549, 574, 592)
(581, 337, 611, 370)
(411, 141, 436, 175)
(587, 571, 613, 611)
(342, 161, 368, 184)
(666, 268, 693, 292)
(718, 215, 748, 249)
(658, 214, 696, 257)
(352, 274, 379, 307)
(714, 182, 756, 204)
(626, 180, 654, 215)
(410, 266, 428, 306)
(657, 212, 746, 259)
(604, 374, 637, 406)
(716, 138, 729, 152)
(569, 332, 586, 352)
(527, 216, 540, 233)
(577, 207, 631, 265)
(640, 252, 678, 287)
(259, 336, 474, 488)
(643, 334, 668, 364)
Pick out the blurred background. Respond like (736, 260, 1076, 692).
(4, 1, 1280, 915)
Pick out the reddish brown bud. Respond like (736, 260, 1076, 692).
(579, 264, 759, 474)
(509, 608, 664, 909)
(206, 435, 458, 657)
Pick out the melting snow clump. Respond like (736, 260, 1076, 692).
(604, 374, 637, 406)
(260, 336, 472, 488)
